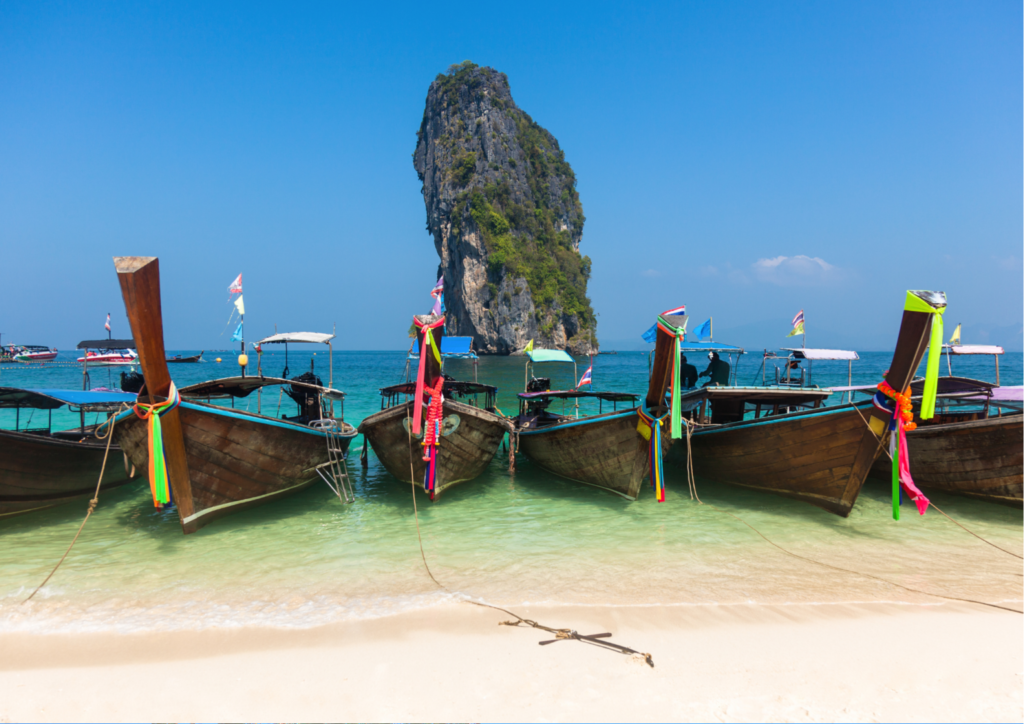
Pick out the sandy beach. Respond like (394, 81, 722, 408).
(1, 600, 1020, 722)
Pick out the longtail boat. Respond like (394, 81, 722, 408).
(110, 257, 356, 534)
(167, 351, 204, 363)
(867, 376, 1022, 506)
(513, 349, 654, 499)
(655, 292, 947, 516)
(0, 388, 138, 518)
(360, 314, 509, 500)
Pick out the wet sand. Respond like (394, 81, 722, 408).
(1, 600, 1020, 722)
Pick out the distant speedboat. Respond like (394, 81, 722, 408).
(12, 346, 58, 362)
(77, 348, 138, 366)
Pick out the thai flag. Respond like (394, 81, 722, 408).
(662, 305, 686, 316)
(228, 274, 243, 294)
(430, 277, 445, 316)
(104, 314, 111, 332)
(792, 309, 804, 328)
(577, 365, 593, 388)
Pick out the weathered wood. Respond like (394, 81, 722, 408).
(0, 428, 136, 517)
(116, 402, 355, 531)
(516, 410, 667, 499)
(114, 256, 195, 526)
(870, 414, 1023, 506)
(359, 398, 510, 500)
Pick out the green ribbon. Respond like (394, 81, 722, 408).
(904, 292, 945, 420)
(658, 314, 687, 439)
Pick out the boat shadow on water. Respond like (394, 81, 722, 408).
(0, 480, 145, 537)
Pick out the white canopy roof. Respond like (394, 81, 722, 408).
(257, 332, 335, 345)
(946, 344, 1004, 356)
(782, 348, 859, 361)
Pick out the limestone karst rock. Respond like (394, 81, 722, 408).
(413, 61, 597, 355)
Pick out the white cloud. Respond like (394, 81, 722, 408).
(993, 255, 1020, 271)
(699, 265, 719, 277)
(641, 269, 662, 278)
(752, 255, 841, 286)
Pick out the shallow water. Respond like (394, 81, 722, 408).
(1, 350, 1021, 633)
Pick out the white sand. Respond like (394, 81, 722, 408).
(0, 601, 1020, 722)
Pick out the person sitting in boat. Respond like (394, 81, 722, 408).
(680, 355, 698, 388)
(699, 351, 730, 387)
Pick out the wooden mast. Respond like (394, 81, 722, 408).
(840, 289, 947, 503)
(113, 256, 195, 529)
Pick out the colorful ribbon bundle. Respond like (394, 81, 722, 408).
(655, 312, 687, 439)
(872, 378, 929, 520)
(637, 405, 670, 502)
(412, 315, 445, 436)
(903, 291, 945, 420)
(132, 381, 181, 509)
(421, 376, 445, 500)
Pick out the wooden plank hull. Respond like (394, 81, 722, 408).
(0, 429, 135, 517)
(671, 403, 880, 516)
(360, 399, 510, 500)
(517, 409, 654, 499)
(115, 401, 354, 533)
(870, 414, 1023, 506)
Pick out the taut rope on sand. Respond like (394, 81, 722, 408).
(404, 411, 654, 667)
(23, 403, 129, 603)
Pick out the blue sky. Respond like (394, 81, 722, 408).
(1, 1, 1020, 351)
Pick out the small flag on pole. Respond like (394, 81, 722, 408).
(786, 310, 805, 338)
(228, 274, 243, 295)
(524, 339, 534, 353)
(694, 318, 712, 342)
(104, 313, 111, 332)
(231, 322, 244, 342)
(663, 305, 686, 316)
(430, 277, 444, 316)
(949, 323, 961, 345)
(577, 365, 593, 388)
(234, 295, 245, 316)
(641, 323, 657, 343)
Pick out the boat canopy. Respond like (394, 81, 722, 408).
(410, 336, 478, 360)
(180, 375, 343, 399)
(677, 341, 744, 354)
(76, 339, 135, 350)
(518, 389, 637, 403)
(946, 344, 1004, 355)
(527, 349, 575, 364)
(380, 380, 497, 397)
(781, 348, 859, 361)
(257, 332, 335, 345)
(993, 386, 1024, 401)
(0, 387, 137, 410)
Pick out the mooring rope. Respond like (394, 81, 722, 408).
(23, 403, 129, 603)
(852, 402, 1022, 561)
(403, 407, 653, 667)
(676, 409, 1020, 613)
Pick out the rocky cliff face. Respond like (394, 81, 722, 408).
(413, 61, 597, 355)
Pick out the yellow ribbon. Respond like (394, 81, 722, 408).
(903, 291, 945, 420)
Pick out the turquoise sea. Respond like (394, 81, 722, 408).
(1, 349, 1021, 633)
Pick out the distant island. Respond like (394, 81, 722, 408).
(413, 61, 597, 355)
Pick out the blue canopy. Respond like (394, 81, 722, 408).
(0, 387, 137, 409)
(527, 349, 575, 364)
(409, 336, 478, 360)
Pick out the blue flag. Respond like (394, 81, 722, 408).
(641, 323, 657, 343)
(694, 318, 711, 342)
(231, 321, 243, 342)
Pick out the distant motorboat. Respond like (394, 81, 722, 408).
(167, 351, 204, 363)
(12, 345, 58, 363)
(77, 348, 138, 366)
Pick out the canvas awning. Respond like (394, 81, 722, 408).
(0, 387, 137, 410)
(257, 332, 335, 345)
(76, 339, 136, 350)
(518, 390, 637, 403)
(180, 376, 343, 399)
(782, 348, 859, 361)
(946, 345, 1004, 355)
(527, 350, 575, 364)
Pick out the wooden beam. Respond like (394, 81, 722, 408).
(114, 256, 195, 529)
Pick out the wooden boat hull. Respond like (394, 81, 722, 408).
(671, 402, 881, 516)
(517, 409, 655, 499)
(0, 428, 135, 517)
(359, 399, 510, 500)
(115, 401, 355, 532)
(870, 414, 1023, 506)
